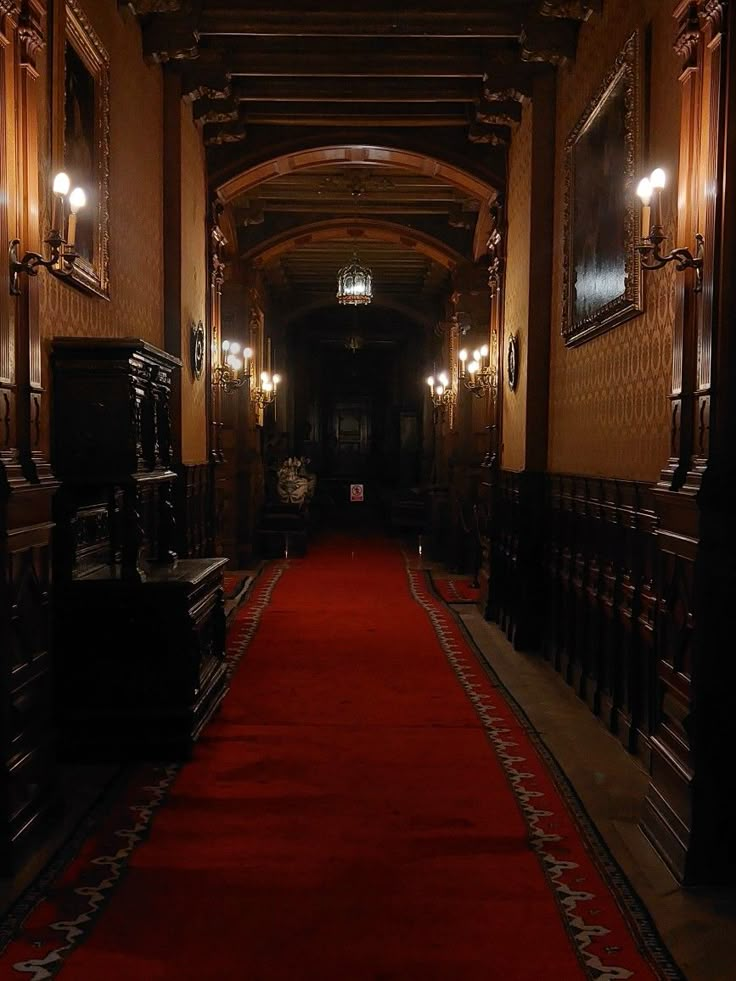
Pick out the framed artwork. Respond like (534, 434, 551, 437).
(51, 0, 110, 298)
(561, 32, 642, 346)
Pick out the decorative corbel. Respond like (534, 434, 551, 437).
(520, 14, 578, 64)
(538, 1, 602, 19)
(204, 122, 247, 146)
(142, 11, 200, 63)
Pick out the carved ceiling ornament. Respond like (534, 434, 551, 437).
(209, 212, 227, 293)
(674, 1, 703, 69)
(700, 0, 726, 32)
(142, 11, 199, 63)
(0, 0, 21, 21)
(204, 123, 247, 146)
(122, 0, 183, 12)
(17, 0, 45, 68)
(486, 198, 505, 299)
(538, 1, 602, 19)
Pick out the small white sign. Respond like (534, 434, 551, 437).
(350, 483, 364, 502)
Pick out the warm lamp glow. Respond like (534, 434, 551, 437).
(53, 172, 71, 196)
(650, 168, 666, 190)
(636, 178, 653, 205)
(459, 349, 468, 362)
(272, 373, 281, 385)
(69, 187, 86, 214)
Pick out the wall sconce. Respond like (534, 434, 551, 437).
(458, 344, 494, 397)
(213, 339, 252, 393)
(252, 370, 281, 407)
(9, 172, 86, 295)
(426, 371, 456, 414)
(635, 168, 704, 293)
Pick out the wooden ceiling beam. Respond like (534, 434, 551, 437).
(232, 78, 482, 103)
(243, 110, 469, 128)
(201, 36, 505, 77)
(224, 54, 487, 78)
(198, 5, 523, 38)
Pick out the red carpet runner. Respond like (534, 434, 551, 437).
(0, 536, 679, 979)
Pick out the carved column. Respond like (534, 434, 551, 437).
(642, 0, 735, 884)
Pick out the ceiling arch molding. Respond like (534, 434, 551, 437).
(243, 218, 466, 274)
(213, 142, 500, 211)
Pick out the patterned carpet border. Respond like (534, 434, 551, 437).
(427, 572, 481, 605)
(406, 565, 684, 981)
(0, 561, 284, 978)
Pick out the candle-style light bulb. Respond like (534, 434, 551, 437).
(263, 381, 274, 393)
(426, 376, 435, 388)
(66, 188, 86, 249)
(636, 178, 653, 204)
(222, 340, 231, 351)
(459, 349, 468, 361)
(436, 385, 444, 396)
(272, 373, 281, 385)
(53, 172, 71, 196)
(230, 342, 241, 355)
(468, 360, 479, 375)
(261, 371, 270, 383)
(649, 168, 665, 230)
(52, 172, 70, 234)
(439, 371, 449, 387)
(231, 358, 242, 374)
(480, 344, 489, 358)
(650, 168, 666, 190)
(636, 177, 653, 239)
(244, 347, 253, 360)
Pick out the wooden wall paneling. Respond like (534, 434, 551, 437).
(640, 0, 733, 885)
(1, 3, 19, 469)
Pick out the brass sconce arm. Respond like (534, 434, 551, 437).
(212, 362, 248, 393)
(636, 227, 704, 293)
(9, 232, 78, 296)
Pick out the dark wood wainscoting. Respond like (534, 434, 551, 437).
(542, 475, 658, 766)
(488, 471, 658, 766)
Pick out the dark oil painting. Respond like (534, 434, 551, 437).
(571, 71, 627, 327)
(64, 40, 95, 264)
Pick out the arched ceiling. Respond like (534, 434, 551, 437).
(127, 1, 599, 310)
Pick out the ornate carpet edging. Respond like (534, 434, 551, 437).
(428, 572, 481, 605)
(405, 565, 684, 981)
(0, 562, 284, 978)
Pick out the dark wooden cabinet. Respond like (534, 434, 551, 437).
(55, 558, 227, 760)
(50, 339, 229, 760)
(1, 483, 58, 873)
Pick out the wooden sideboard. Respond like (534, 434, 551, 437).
(50, 339, 229, 760)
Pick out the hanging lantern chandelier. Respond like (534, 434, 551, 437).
(336, 253, 373, 305)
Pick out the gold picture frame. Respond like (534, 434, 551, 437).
(51, 0, 110, 298)
(561, 32, 643, 346)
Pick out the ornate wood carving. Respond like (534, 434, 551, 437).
(467, 122, 509, 146)
(204, 121, 247, 146)
(520, 15, 578, 65)
(538, 0, 602, 19)
(142, 13, 199, 63)
(475, 99, 523, 126)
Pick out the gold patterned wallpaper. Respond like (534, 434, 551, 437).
(180, 104, 208, 465)
(547, 0, 680, 481)
(38, 2, 164, 349)
(502, 100, 533, 473)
